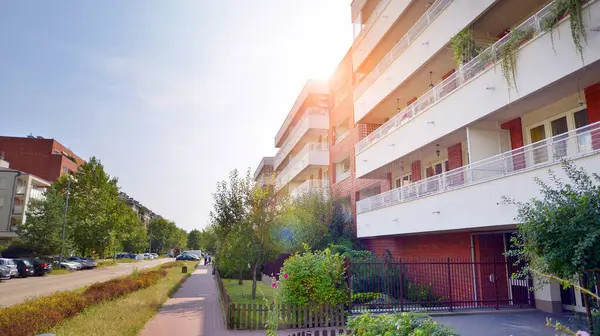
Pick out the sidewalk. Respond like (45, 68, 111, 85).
(140, 265, 265, 336)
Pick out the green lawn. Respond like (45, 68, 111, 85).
(223, 279, 275, 304)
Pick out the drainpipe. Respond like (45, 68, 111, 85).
(470, 234, 479, 307)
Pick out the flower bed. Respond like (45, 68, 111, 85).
(0, 263, 181, 336)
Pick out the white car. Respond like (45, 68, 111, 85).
(56, 261, 82, 270)
(143, 253, 155, 260)
(0, 258, 18, 277)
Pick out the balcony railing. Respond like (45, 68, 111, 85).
(290, 179, 326, 198)
(335, 130, 351, 145)
(353, 0, 388, 47)
(353, 0, 452, 99)
(12, 205, 24, 215)
(336, 170, 352, 183)
(274, 107, 328, 169)
(276, 142, 329, 190)
(356, 0, 558, 154)
(356, 121, 600, 214)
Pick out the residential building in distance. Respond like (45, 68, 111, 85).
(350, 0, 600, 313)
(253, 157, 275, 187)
(0, 159, 50, 243)
(119, 192, 159, 227)
(0, 135, 85, 182)
(273, 80, 331, 199)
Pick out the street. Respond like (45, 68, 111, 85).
(0, 258, 175, 307)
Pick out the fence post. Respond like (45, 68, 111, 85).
(345, 258, 351, 314)
(399, 258, 404, 312)
(494, 258, 499, 310)
(447, 257, 453, 312)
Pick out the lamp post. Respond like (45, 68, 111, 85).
(58, 176, 71, 269)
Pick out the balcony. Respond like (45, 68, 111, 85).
(12, 205, 24, 216)
(355, 0, 600, 178)
(356, 121, 600, 238)
(352, 0, 415, 71)
(274, 108, 329, 170)
(335, 130, 351, 145)
(336, 170, 352, 183)
(353, 0, 497, 122)
(275, 142, 329, 191)
(290, 179, 327, 199)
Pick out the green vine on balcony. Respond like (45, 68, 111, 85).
(450, 27, 485, 66)
(500, 26, 535, 92)
(540, 0, 589, 61)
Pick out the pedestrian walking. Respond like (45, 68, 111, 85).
(208, 255, 211, 265)
(204, 256, 208, 265)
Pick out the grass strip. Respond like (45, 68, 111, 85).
(50, 262, 197, 336)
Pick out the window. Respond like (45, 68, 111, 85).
(62, 166, 68, 174)
(529, 124, 548, 164)
(574, 109, 590, 151)
(551, 116, 569, 158)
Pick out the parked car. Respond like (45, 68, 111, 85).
(142, 253, 154, 260)
(0, 258, 18, 278)
(27, 259, 52, 276)
(176, 254, 200, 261)
(0, 264, 11, 281)
(151, 253, 159, 259)
(67, 257, 96, 269)
(14, 259, 35, 277)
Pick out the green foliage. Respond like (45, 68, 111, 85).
(506, 161, 600, 279)
(275, 248, 347, 309)
(500, 26, 535, 92)
(450, 27, 484, 66)
(352, 292, 379, 304)
(187, 229, 202, 250)
(16, 185, 70, 256)
(148, 217, 187, 254)
(0, 263, 183, 336)
(197, 225, 218, 255)
(540, 0, 589, 60)
(346, 312, 460, 336)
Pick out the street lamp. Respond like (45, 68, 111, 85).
(58, 175, 71, 269)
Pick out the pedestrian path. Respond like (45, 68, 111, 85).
(139, 265, 265, 336)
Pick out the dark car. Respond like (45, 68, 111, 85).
(14, 259, 35, 277)
(175, 254, 200, 261)
(27, 259, 52, 276)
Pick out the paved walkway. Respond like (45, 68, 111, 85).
(140, 265, 265, 336)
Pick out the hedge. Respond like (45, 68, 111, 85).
(0, 262, 184, 336)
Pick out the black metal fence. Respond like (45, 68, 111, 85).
(347, 257, 534, 313)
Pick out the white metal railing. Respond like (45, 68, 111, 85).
(353, 0, 452, 99)
(274, 107, 328, 169)
(336, 170, 352, 183)
(353, 0, 389, 48)
(356, 121, 600, 214)
(29, 188, 47, 201)
(290, 179, 325, 198)
(12, 205, 24, 215)
(15, 182, 27, 195)
(335, 130, 351, 145)
(356, 0, 560, 154)
(276, 142, 329, 190)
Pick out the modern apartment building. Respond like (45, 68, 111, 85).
(0, 135, 86, 182)
(349, 0, 600, 313)
(0, 159, 51, 243)
(119, 192, 159, 227)
(253, 157, 275, 186)
(272, 80, 331, 199)
(328, 48, 389, 223)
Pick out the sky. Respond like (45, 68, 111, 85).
(0, 1, 353, 232)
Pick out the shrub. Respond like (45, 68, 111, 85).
(352, 292, 378, 304)
(347, 312, 460, 336)
(0, 267, 171, 336)
(275, 248, 347, 309)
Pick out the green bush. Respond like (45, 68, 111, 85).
(347, 312, 460, 336)
(275, 248, 347, 308)
(352, 292, 379, 304)
(0, 267, 173, 336)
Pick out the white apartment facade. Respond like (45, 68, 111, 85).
(350, 0, 600, 313)
(253, 157, 275, 186)
(0, 159, 51, 242)
(273, 80, 331, 198)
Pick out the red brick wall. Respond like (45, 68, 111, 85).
(447, 143, 464, 186)
(411, 160, 421, 181)
(0, 137, 84, 182)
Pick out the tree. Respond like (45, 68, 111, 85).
(16, 183, 69, 256)
(122, 221, 148, 253)
(187, 229, 202, 250)
(197, 225, 218, 255)
(507, 161, 600, 333)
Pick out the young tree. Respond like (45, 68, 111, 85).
(17, 183, 69, 256)
(507, 161, 600, 332)
(198, 225, 218, 255)
(187, 229, 202, 250)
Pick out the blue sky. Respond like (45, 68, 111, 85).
(0, 1, 352, 231)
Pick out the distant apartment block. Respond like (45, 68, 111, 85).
(253, 157, 275, 187)
(0, 158, 50, 243)
(119, 192, 159, 227)
(0, 135, 85, 182)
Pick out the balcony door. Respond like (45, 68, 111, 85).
(529, 124, 548, 164)
(550, 116, 569, 159)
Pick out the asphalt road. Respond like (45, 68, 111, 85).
(0, 258, 175, 307)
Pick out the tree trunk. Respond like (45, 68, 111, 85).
(251, 264, 258, 300)
(581, 274, 595, 335)
(238, 268, 244, 285)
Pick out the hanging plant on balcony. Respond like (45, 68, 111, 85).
(540, 0, 588, 61)
(500, 26, 535, 92)
(450, 27, 484, 66)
